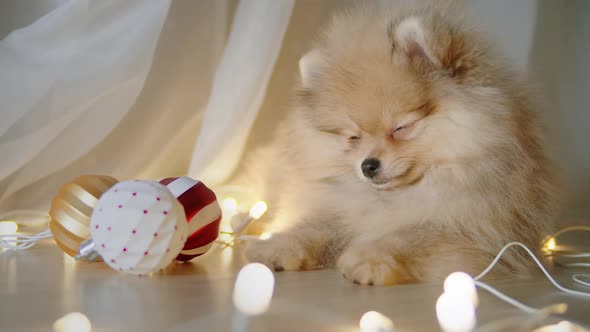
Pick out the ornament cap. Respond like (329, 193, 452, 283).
(75, 239, 102, 262)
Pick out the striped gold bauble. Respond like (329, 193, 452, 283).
(49, 175, 118, 257)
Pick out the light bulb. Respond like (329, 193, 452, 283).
(0, 221, 18, 246)
(545, 237, 556, 251)
(443, 272, 478, 307)
(260, 232, 272, 240)
(436, 292, 476, 332)
(249, 201, 268, 219)
(53, 312, 91, 332)
(0, 221, 18, 235)
(223, 197, 238, 216)
(233, 263, 275, 316)
(360, 311, 395, 332)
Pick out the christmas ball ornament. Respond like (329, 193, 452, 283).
(49, 175, 118, 257)
(90, 180, 188, 275)
(160, 177, 221, 261)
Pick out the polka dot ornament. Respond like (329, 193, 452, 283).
(90, 180, 188, 275)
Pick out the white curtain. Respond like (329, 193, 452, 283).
(188, 0, 295, 185)
(0, 0, 294, 214)
(0, 0, 172, 202)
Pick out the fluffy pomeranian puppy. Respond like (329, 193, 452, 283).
(244, 3, 556, 286)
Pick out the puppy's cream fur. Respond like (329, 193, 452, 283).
(244, 3, 557, 285)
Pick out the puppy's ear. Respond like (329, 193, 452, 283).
(299, 49, 326, 89)
(392, 16, 478, 79)
(392, 16, 440, 68)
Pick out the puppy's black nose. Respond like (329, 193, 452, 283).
(361, 158, 381, 178)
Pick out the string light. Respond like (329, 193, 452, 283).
(220, 197, 239, 235)
(232, 263, 275, 332)
(217, 200, 270, 247)
(359, 311, 394, 332)
(543, 226, 590, 256)
(544, 237, 556, 251)
(436, 292, 476, 332)
(0, 228, 52, 250)
(249, 201, 267, 219)
(0, 221, 18, 234)
(436, 272, 477, 332)
(232, 201, 268, 235)
(443, 272, 479, 307)
(223, 197, 238, 218)
(52, 312, 91, 332)
(0, 221, 18, 246)
(217, 197, 239, 245)
(233, 263, 275, 315)
(0, 209, 52, 250)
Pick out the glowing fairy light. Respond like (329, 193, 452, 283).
(443, 272, 479, 307)
(233, 263, 275, 316)
(249, 201, 268, 219)
(233, 201, 268, 235)
(437, 272, 478, 332)
(260, 232, 272, 240)
(545, 237, 557, 251)
(0, 221, 18, 246)
(360, 311, 395, 332)
(436, 292, 476, 332)
(231, 263, 274, 332)
(53, 312, 92, 332)
(223, 197, 238, 217)
(221, 197, 239, 235)
(0, 221, 18, 235)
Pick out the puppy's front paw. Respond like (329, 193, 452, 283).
(245, 235, 317, 272)
(337, 245, 412, 286)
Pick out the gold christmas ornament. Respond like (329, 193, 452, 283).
(49, 175, 118, 257)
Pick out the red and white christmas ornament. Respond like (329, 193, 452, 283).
(90, 180, 188, 275)
(160, 177, 221, 261)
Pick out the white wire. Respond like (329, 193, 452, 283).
(0, 209, 52, 250)
(473, 241, 590, 315)
(476, 303, 568, 332)
(547, 252, 590, 258)
(573, 274, 590, 287)
(548, 225, 590, 239)
(474, 280, 537, 313)
(0, 229, 52, 250)
(541, 225, 590, 289)
(543, 226, 590, 262)
(564, 263, 590, 267)
(475, 241, 590, 296)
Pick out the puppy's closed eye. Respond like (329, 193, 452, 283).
(392, 122, 416, 140)
(318, 127, 342, 136)
(392, 103, 431, 140)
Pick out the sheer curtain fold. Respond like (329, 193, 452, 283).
(0, 0, 172, 203)
(188, 0, 296, 185)
(0, 0, 296, 213)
